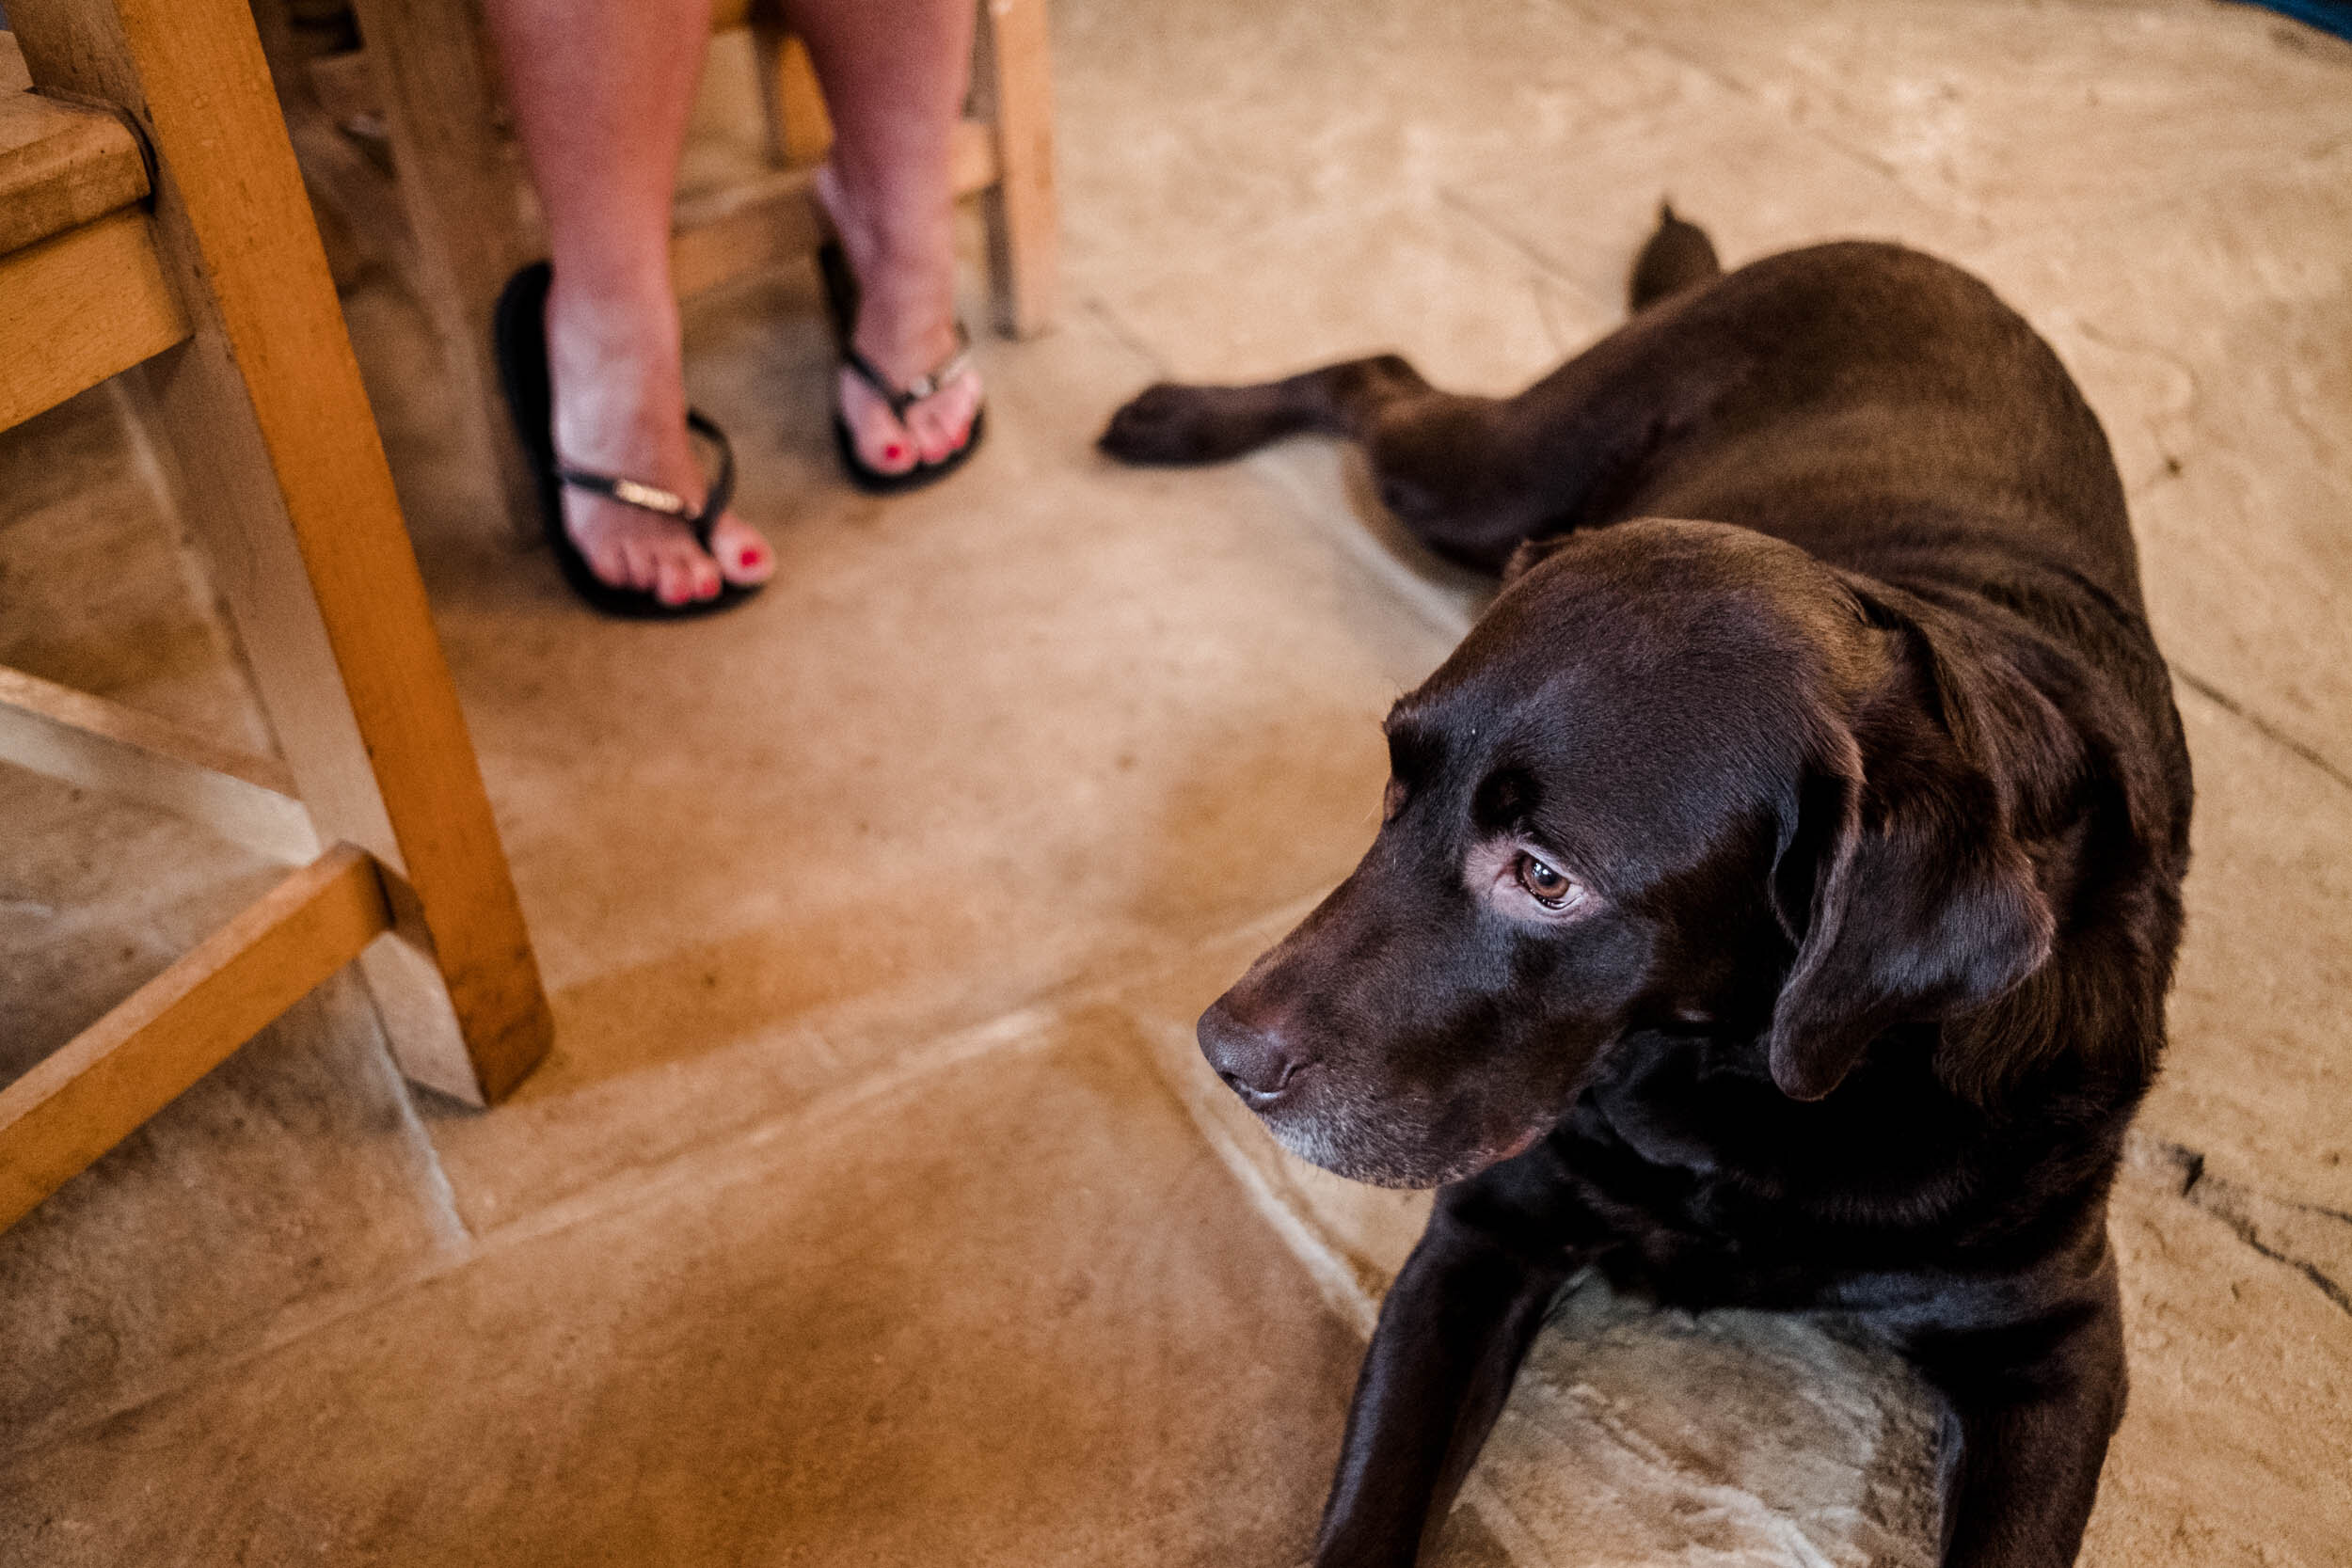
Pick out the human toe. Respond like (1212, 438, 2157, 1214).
(612, 534, 663, 594)
(709, 514, 775, 588)
(839, 374, 919, 475)
(657, 540, 722, 606)
(580, 534, 631, 590)
(905, 373, 981, 465)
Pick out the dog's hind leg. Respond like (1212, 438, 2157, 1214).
(1100, 209, 1741, 574)
(1628, 202, 1721, 311)
(1098, 354, 1437, 467)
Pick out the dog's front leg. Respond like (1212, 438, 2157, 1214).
(1311, 1191, 1578, 1568)
(1903, 1250, 2128, 1568)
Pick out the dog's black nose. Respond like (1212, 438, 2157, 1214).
(1198, 997, 1306, 1104)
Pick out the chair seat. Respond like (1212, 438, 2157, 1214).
(0, 59, 190, 430)
(0, 76, 151, 255)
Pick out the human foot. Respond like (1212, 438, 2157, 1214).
(816, 164, 984, 481)
(543, 273, 776, 606)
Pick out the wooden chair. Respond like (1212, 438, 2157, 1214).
(291, 0, 1059, 542)
(0, 0, 554, 1231)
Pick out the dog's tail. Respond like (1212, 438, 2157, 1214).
(1628, 201, 1721, 311)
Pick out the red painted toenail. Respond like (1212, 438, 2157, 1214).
(739, 547, 764, 569)
(884, 443, 906, 463)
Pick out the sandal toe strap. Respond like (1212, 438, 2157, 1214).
(553, 407, 736, 547)
(842, 325, 976, 419)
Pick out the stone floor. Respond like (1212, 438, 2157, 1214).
(4, 0, 2349, 1562)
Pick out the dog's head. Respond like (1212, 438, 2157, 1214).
(1199, 518, 2056, 1188)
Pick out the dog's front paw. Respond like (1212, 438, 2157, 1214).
(1098, 381, 1249, 466)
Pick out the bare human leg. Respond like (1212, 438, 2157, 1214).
(791, 0, 985, 476)
(482, 0, 774, 607)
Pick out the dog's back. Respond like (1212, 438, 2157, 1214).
(1595, 233, 2137, 600)
(1585, 224, 2192, 866)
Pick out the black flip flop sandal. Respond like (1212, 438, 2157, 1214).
(493, 261, 760, 620)
(818, 240, 987, 496)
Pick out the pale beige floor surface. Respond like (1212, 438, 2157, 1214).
(3, 0, 2349, 1562)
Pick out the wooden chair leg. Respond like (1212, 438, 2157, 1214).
(111, 362, 513, 1103)
(973, 0, 1057, 339)
(344, 0, 547, 547)
(9, 0, 554, 1107)
(748, 14, 833, 169)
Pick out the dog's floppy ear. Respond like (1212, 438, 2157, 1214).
(1765, 708, 2055, 1101)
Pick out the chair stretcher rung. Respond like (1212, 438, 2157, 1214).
(0, 664, 317, 863)
(0, 844, 391, 1229)
(0, 206, 191, 431)
(667, 118, 996, 299)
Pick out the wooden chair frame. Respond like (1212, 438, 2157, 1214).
(0, 0, 553, 1231)
(295, 0, 1060, 543)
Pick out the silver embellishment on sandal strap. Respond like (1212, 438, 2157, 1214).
(898, 347, 973, 404)
(609, 477, 691, 516)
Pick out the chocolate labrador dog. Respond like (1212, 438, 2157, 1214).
(1100, 209, 2191, 1568)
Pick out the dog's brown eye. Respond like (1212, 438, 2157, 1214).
(1516, 853, 1574, 908)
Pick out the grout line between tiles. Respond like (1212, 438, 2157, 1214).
(380, 1064, 476, 1259)
(5, 893, 1343, 1463)
(1237, 448, 1485, 646)
(2, 997, 1064, 1465)
(1138, 986, 1560, 1567)
(2171, 663, 2352, 794)
(1143, 1015, 1380, 1341)
(1430, 183, 1623, 312)
(1079, 293, 1175, 382)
